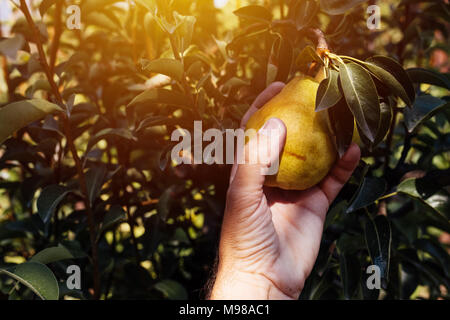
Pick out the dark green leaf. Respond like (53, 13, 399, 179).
(127, 88, 190, 109)
(31, 244, 85, 264)
(0, 99, 63, 144)
(407, 68, 450, 90)
(154, 279, 188, 300)
(347, 177, 387, 213)
(0, 262, 59, 300)
(316, 69, 342, 111)
(337, 246, 360, 299)
(233, 5, 272, 23)
(97, 205, 126, 240)
(364, 215, 392, 287)
(364, 60, 413, 106)
(403, 95, 450, 133)
(366, 56, 415, 104)
(339, 62, 380, 142)
(37, 185, 71, 223)
(87, 128, 136, 152)
(373, 100, 393, 147)
(415, 238, 450, 277)
(328, 99, 354, 157)
(85, 165, 107, 206)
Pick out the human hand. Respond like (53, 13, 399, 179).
(209, 82, 361, 300)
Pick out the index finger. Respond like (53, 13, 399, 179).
(240, 81, 285, 128)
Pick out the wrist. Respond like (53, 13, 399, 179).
(209, 264, 297, 300)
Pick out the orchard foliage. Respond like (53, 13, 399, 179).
(0, 0, 449, 300)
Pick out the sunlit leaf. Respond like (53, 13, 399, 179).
(0, 34, 25, 60)
(127, 89, 190, 109)
(320, 0, 367, 15)
(141, 59, 183, 81)
(233, 5, 272, 23)
(0, 99, 63, 144)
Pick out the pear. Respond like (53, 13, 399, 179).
(245, 76, 337, 190)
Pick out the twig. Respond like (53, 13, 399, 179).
(19, 0, 101, 299)
(49, 0, 63, 74)
(305, 28, 329, 57)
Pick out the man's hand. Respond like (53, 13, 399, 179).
(210, 82, 361, 300)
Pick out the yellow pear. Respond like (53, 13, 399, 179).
(245, 76, 337, 190)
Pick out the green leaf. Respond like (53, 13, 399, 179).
(364, 215, 392, 287)
(316, 69, 342, 111)
(87, 128, 136, 152)
(31, 244, 85, 264)
(320, 0, 367, 15)
(85, 165, 107, 206)
(82, 0, 121, 12)
(407, 68, 450, 90)
(154, 279, 188, 300)
(127, 88, 190, 109)
(366, 56, 415, 104)
(415, 238, 450, 277)
(37, 185, 71, 223)
(0, 34, 25, 60)
(158, 185, 178, 221)
(403, 95, 450, 133)
(295, 46, 323, 73)
(0, 262, 59, 300)
(233, 5, 272, 23)
(328, 99, 354, 157)
(347, 177, 387, 213)
(339, 62, 380, 142)
(397, 170, 450, 199)
(39, 0, 60, 17)
(85, 12, 119, 30)
(373, 100, 393, 147)
(364, 60, 413, 106)
(272, 35, 293, 83)
(140, 58, 184, 82)
(97, 205, 126, 240)
(337, 244, 360, 299)
(0, 99, 63, 144)
(292, 0, 319, 30)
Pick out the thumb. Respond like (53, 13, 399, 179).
(230, 118, 286, 193)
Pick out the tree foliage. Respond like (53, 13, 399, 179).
(0, 0, 449, 300)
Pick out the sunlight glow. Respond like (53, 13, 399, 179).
(214, 0, 230, 9)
